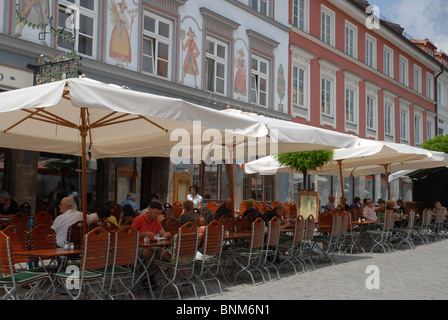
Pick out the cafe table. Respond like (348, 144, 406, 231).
(14, 247, 84, 299)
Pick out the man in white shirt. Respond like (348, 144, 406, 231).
(51, 197, 98, 247)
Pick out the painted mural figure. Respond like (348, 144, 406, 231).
(234, 49, 247, 100)
(109, 0, 135, 67)
(181, 27, 200, 88)
(15, 0, 50, 46)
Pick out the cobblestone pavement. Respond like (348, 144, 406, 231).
(204, 240, 448, 300)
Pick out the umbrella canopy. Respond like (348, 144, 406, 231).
(244, 139, 446, 200)
(0, 78, 268, 158)
(221, 109, 358, 156)
(0, 77, 269, 234)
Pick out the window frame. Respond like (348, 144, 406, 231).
(321, 5, 335, 47)
(413, 65, 422, 94)
(205, 36, 228, 96)
(399, 55, 409, 86)
(57, 0, 98, 58)
(293, 0, 309, 32)
(345, 20, 358, 59)
(365, 33, 377, 69)
(141, 11, 173, 80)
(383, 45, 394, 78)
(250, 54, 270, 108)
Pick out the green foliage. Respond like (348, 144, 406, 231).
(275, 150, 334, 175)
(421, 135, 448, 153)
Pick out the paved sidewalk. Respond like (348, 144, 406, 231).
(206, 240, 448, 300)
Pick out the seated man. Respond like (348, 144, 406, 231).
(214, 198, 232, 219)
(263, 204, 292, 231)
(131, 200, 171, 288)
(179, 200, 199, 226)
(51, 197, 98, 248)
(0, 191, 19, 216)
(324, 194, 336, 212)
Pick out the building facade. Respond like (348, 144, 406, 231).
(0, 0, 289, 213)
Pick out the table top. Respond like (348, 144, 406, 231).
(139, 238, 172, 248)
(14, 248, 83, 257)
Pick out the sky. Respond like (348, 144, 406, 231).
(370, 0, 448, 53)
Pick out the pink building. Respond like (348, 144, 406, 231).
(287, 0, 443, 202)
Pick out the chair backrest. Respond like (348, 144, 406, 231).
(19, 202, 32, 216)
(266, 216, 281, 247)
(271, 201, 282, 208)
(235, 215, 248, 231)
(10, 213, 30, 231)
(112, 225, 139, 267)
(290, 202, 298, 218)
(68, 221, 84, 247)
(340, 212, 349, 234)
(34, 211, 54, 227)
(163, 203, 173, 219)
(164, 217, 180, 235)
(239, 201, 248, 214)
(383, 211, 394, 231)
(292, 215, 305, 244)
(101, 220, 119, 233)
(0, 231, 15, 274)
(81, 227, 110, 271)
(304, 215, 315, 241)
(422, 210, 432, 227)
(30, 224, 57, 250)
(172, 201, 183, 219)
(330, 213, 342, 237)
(255, 202, 267, 213)
(250, 217, 265, 250)
(219, 216, 232, 231)
(0, 223, 10, 231)
(349, 207, 361, 221)
(2, 225, 29, 264)
(407, 210, 416, 229)
(283, 202, 292, 217)
(170, 222, 198, 265)
(206, 201, 219, 213)
(202, 220, 224, 256)
(317, 211, 332, 233)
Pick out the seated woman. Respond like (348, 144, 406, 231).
(376, 200, 386, 221)
(180, 200, 199, 226)
(98, 203, 123, 228)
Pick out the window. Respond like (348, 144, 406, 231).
(400, 109, 409, 142)
(399, 56, 409, 86)
(321, 78, 332, 116)
(345, 21, 357, 58)
(142, 12, 172, 79)
(321, 6, 335, 46)
(415, 114, 422, 145)
(293, 0, 308, 32)
(293, 66, 305, 108)
(427, 117, 435, 140)
(384, 104, 393, 136)
(414, 65, 422, 93)
(426, 74, 433, 99)
(344, 72, 360, 128)
(366, 96, 375, 130)
(202, 164, 229, 202)
(365, 34, 376, 68)
(251, 55, 269, 107)
(383, 46, 393, 78)
(251, 0, 269, 16)
(345, 88, 355, 123)
(243, 174, 273, 202)
(57, 0, 97, 57)
(205, 37, 227, 95)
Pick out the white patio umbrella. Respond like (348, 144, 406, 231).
(221, 109, 359, 156)
(0, 77, 269, 234)
(245, 139, 443, 201)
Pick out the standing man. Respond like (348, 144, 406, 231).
(51, 197, 98, 248)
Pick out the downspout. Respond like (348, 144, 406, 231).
(435, 65, 444, 136)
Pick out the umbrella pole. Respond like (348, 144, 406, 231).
(383, 164, 390, 200)
(337, 160, 345, 211)
(80, 108, 88, 236)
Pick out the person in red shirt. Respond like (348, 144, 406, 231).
(131, 200, 171, 288)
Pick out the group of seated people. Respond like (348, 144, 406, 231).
(323, 194, 447, 222)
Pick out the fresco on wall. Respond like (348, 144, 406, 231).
(108, 0, 138, 68)
(277, 63, 286, 113)
(234, 48, 247, 102)
(15, 0, 50, 46)
(180, 27, 200, 88)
